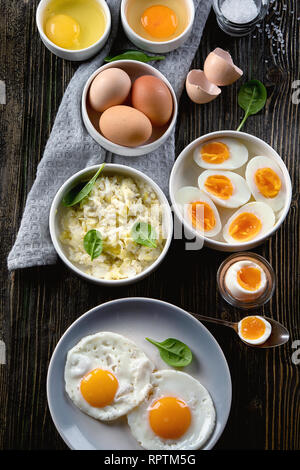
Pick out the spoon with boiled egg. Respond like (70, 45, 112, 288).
(190, 313, 289, 348)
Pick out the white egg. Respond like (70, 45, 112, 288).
(238, 316, 272, 345)
(175, 186, 221, 238)
(198, 170, 251, 208)
(64, 332, 154, 421)
(127, 370, 216, 450)
(245, 156, 286, 212)
(193, 138, 248, 170)
(225, 260, 267, 301)
(223, 202, 275, 244)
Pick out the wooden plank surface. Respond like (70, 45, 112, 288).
(0, 0, 299, 450)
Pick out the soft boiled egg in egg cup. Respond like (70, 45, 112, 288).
(121, 0, 195, 53)
(82, 60, 178, 157)
(36, 0, 111, 61)
(169, 131, 292, 252)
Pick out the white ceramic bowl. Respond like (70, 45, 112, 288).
(36, 0, 111, 61)
(82, 60, 178, 157)
(120, 0, 195, 53)
(169, 130, 292, 252)
(49, 164, 173, 285)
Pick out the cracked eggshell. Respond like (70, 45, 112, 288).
(186, 70, 221, 104)
(203, 48, 243, 86)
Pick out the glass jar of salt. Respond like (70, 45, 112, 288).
(213, 0, 269, 36)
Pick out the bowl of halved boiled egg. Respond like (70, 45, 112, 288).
(169, 130, 292, 251)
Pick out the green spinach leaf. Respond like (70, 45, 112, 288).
(62, 164, 105, 207)
(237, 79, 267, 131)
(131, 221, 157, 249)
(146, 337, 193, 367)
(104, 50, 165, 63)
(83, 229, 103, 261)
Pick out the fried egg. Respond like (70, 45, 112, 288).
(127, 370, 216, 450)
(193, 138, 248, 170)
(198, 170, 251, 208)
(175, 186, 221, 237)
(245, 156, 286, 212)
(238, 316, 272, 345)
(222, 202, 275, 244)
(64, 332, 154, 421)
(225, 260, 267, 301)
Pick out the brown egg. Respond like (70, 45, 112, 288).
(99, 105, 152, 147)
(186, 70, 221, 104)
(89, 68, 131, 113)
(204, 48, 243, 86)
(131, 75, 173, 127)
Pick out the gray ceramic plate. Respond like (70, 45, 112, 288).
(47, 298, 232, 450)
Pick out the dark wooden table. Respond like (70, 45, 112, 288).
(0, 0, 299, 451)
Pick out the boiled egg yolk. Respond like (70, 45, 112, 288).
(237, 266, 262, 291)
(229, 212, 262, 242)
(45, 14, 80, 49)
(188, 201, 216, 232)
(254, 167, 282, 198)
(80, 368, 118, 408)
(239, 316, 266, 341)
(141, 5, 178, 39)
(204, 175, 234, 200)
(149, 397, 191, 439)
(201, 142, 230, 164)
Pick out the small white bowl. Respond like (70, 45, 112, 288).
(169, 130, 292, 252)
(49, 164, 173, 285)
(120, 0, 195, 54)
(82, 60, 178, 157)
(36, 0, 111, 61)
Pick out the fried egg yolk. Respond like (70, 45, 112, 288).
(200, 142, 230, 165)
(188, 201, 216, 232)
(80, 368, 118, 408)
(45, 14, 80, 49)
(141, 5, 178, 39)
(254, 167, 282, 198)
(149, 397, 191, 439)
(229, 212, 262, 241)
(237, 266, 262, 291)
(204, 175, 234, 200)
(240, 316, 266, 341)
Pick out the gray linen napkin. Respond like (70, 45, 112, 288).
(7, 0, 211, 270)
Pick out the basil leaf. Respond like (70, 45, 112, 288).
(146, 337, 193, 367)
(104, 50, 165, 63)
(131, 221, 157, 248)
(237, 79, 267, 131)
(62, 163, 105, 207)
(83, 229, 103, 261)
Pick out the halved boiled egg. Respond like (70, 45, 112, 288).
(175, 186, 221, 238)
(238, 316, 272, 345)
(193, 138, 248, 170)
(225, 260, 267, 301)
(198, 170, 251, 208)
(245, 156, 286, 212)
(222, 202, 275, 244)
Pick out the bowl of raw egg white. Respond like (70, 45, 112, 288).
(121, 0, 195, 53)
(82, 60, 177, 156)
(169, 130, 292, 252)
(36, 0, 111, 61)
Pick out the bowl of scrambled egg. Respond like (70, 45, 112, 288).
(49, 164, 173, 285)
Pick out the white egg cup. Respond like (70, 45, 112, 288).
(169, 130, 292, 252)
(36, 0, 111, 61)
(120, 0, 195, 54)
(82, 60, 178, 157)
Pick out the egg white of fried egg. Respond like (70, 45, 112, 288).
(198, 170, 251, 208)
(245, 156, 286, 212)
(64, 332, 154, 421)
(193, 138, 248, 170)
(222, 202, 275, 244)
(175, 186, 221, 237)
(127, 370, 216, 450)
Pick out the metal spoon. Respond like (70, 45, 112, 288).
(190, 312, 290, 348)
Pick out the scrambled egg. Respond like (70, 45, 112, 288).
(60, 175, 166, 280)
